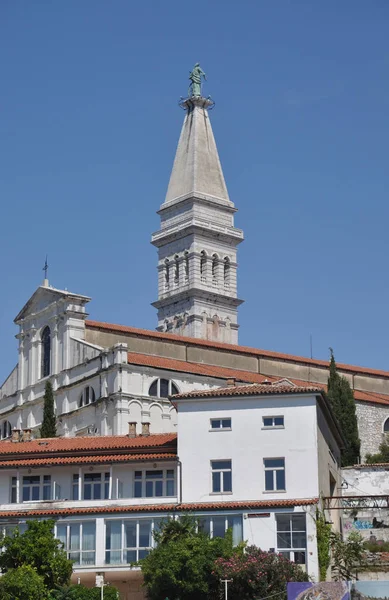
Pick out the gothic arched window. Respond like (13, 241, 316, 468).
(1, 421, 11, 440)
(223, 256, 230, 287)
(148, 379, 179, 398)
(200, 251, 207, 282)
(79, 386, 96, 408)
(164, 259, 170, 290)
(41, 326, 51, 379)
(184, 251, 189, 282)
(174, 255, 179, 285)
(384, 418, 389, 433)
(212, 254, 219, 283)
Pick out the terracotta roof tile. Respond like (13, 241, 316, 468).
(0, 453, 176, 469)
(0, 433, 177, 457)
(172, 383, 324, 400)
(87, 320, 389, 379)
(0, 497, 318, 519)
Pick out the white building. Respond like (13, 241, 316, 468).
(0, 381, 342, 597)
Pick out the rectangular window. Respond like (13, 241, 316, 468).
(133, 469, 175, 498)
(197, 515, 243, 546)
(72, 474, 79, 501)
(22, 475, 51, 502)
(264, 458, 285, 491)
(211, 460, 232, 493)
(105, 519, 157, 564)
(11, 477, 17, 503)
(81, 472, 110, 501)
(276, 514, 306, 564)
(210, 418, 232, 430)
(263, 416, 284, 428)
(56, 521, 96, 566)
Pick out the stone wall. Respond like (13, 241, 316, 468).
(355, 401, 389, 459)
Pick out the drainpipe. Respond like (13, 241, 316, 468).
(177, 459, 182, 505)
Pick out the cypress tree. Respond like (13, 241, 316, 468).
(40, 380, 57, 438)
(327, 349, 360, 466)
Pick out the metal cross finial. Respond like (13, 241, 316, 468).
(43, 255, 49, 279)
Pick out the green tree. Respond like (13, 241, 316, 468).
(40, 380, 57, 438)
(141, 515, 234, 600)
(52, 585, 119, 600)
(214, 545, 309, 600)
(330, 530, 365, 580)
(0, 520, 73, 591)
(0, 565, 50, 600)
(365, 438, 389, 464)
(327, 349, 360, 466)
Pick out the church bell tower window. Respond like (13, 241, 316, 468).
(200, 251, 207, 283)
(184, 251, 189, 282)
(164, 259, 170, 290)
(174, 255, 179, 287)
(223, 257, 230, 289)
(212, 254, 219, 286)
(41, 326, 51, 379)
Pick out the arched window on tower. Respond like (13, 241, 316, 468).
(384, 418, 389, 434)
(164, 259, 170, 290)
(149, 379, 179, 398)
(200, 251, 207, 282)
(41, 326, 51, 379)
(174, 255, 179, 286)
(212, 254, 219, 286)
(1, 421, 11, 440)
(223, 257, 230, 289)
(184, 251, 189, 282)
(79, 386, 96, 408)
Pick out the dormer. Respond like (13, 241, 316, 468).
(14, 281, 91, 388)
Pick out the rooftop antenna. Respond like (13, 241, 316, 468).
(42, 255, 49, 287)
(310, 334, 313, 359)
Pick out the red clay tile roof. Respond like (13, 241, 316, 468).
(172, 383, 324, 400)
(87, 320, 389, 379)
(0, 453, 177, 469)
(0, 433, 177, 457)
(127, 351, 389, 407)
(0, 498, 318, 519)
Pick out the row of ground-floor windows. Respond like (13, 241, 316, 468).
(0, 514, 306, 567)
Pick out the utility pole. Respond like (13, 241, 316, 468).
(221, 578, 233, 600)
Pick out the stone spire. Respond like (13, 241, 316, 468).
(151, 81, 244, 344)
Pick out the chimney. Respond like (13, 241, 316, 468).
(22, 428, 32, 442)
(128, 422, 137, 438)
(11, 428, 21, 443)
(141, 422, 150, 437)
(226, 378, 236, 387)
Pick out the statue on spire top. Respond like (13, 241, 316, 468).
(188, 63, 206, 97)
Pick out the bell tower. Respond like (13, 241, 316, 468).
(151, 67, 244, 343)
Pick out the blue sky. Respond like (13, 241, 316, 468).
(1, 1, 389, 383)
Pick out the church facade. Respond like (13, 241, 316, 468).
(0, 72, 388, 594)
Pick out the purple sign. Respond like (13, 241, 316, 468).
(288, 582, 350, 600)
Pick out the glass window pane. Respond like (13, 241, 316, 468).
(138, 549, 150, 560)
(106, 521, 122, 550)
(166, 470, 174, 478)
(264, 459, 284, 469)
(139, 521, 152, 547)
(198, 517, 211, 535)
(145, 481, 154, 497)
(69, 551, 80, 564)
(43, 485, 51, 500)
(146, 471, 163, 479)
(134, 481, 142, 498)
(70, 525, 80, 550)
(212, 460, 231, 470)
(292, 515, 306, 532)
(93, 483, 101, 499)
(149, 381, 158, 397)
(277, 532, 291, 548)
(22, 487, 30, 502)
(125, 522, 136, 548)
(212, 472, 221, 493)
(134, 471, 142, 479)
(106, 550, 122, 564)
(171, 383, 179, 395)
(211, 420, 221, 429)
(213, 517, 226, 538)
(32, 486, 40, 501)
(126, 550, 137, 563)
(294, 551, 306, 564)
(159, 379, 169, 397)
(155, 481, 163, 497)
(56, 525, 67, 547)
(276, 515, 290, 531)
(222, 419, 231, 428)
(292, 532, 306, 548)
(263, 417, 273, 427)
(72, 484, 79, 501)
(276, 469, 285, 490)
(227, 516, 243, 546)
(274, 417, 284, 426)
(84, 484, 91, 500)
(166, 480, 174, 496)
(265, 470, 274, 491)
(44, 475, 51, 482)
(82, 522, 96, 552)
(223, 471, 232, 492)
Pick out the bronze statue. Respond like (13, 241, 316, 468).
(188, 63, 206, 97)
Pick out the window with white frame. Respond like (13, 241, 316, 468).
(264, 458, 285, 491)
(0, 523, 28, 537)
(56, 521, 96, 566)
(198, 514, 242, 545)
(276, 514, 306, 564)
(72, 472, 109, 500)
(262, 416, 284, 429)
(78, 386, 96, 408)
(20, 475, 51, 502)
(211, 460, 232, 493)
(134, 469, 175, 498)
(210, 418, 231, 431)
(1, 421, 12, 440)
(105, 518, 163, 564)
(148, 379, 179, 398)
